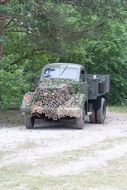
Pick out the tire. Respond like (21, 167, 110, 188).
(25, 117, 35, 129)
(89, 98, 106, 124)
(96, 98, 106, 124)
(75, 111, 85, 129)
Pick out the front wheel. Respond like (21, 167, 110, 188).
(25, 117, 35, 129)
(89, 110, 96, 123)
(75, 111, 85, 129)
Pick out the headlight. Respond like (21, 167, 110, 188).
(20, 92, 33, 112)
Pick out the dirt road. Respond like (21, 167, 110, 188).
(0, 112, 127, 190)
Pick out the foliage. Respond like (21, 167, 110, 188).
(0, 55, 28, 109)
(108, 106, 127, 113)
(85, 21, 127, 105)
(0, 0, 127, 109)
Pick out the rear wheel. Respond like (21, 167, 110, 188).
(25, 117, 35, 129)
(96, 98, 106, 123)
(89, 98, 106, 124)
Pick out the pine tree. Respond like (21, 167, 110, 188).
(0, 0, 9, 59)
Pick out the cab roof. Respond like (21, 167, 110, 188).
(43, 63, 84, 70)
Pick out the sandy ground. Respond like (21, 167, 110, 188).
(0, 113, 127, 190)
(0, 112, 127, 189)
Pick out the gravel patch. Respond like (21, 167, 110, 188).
(0, 112, 127, 177)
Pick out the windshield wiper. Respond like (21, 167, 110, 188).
(59, 65, 68, 77)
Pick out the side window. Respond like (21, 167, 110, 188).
(80, 70, 85, 82)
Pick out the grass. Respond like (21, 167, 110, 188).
(16, 140, 41, 150)
(0, 110, 23, 126)
(0, 155, 127, 190)
(0, 150, 13, 160)
(33, 136, 127, 170)
(0, 164, 31, 190)
(0, 136, 127, 190)
(62, 155, 127, 190)
(108, 106, 127, 113)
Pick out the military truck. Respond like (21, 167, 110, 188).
(21, 63, 110, 129)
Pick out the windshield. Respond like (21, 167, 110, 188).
(40, 66, 80, 81)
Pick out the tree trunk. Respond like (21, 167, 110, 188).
(0, 19, 5, 59)
(0, 0, 9, 59)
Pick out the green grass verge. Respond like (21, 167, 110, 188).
(0, 110, 23, 126)
(108, 106, 127, 113)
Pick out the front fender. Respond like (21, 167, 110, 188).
(20, 92, 34, 113)
(75, 94, 87, 109)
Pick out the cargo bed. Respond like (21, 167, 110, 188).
(86, 74, 110, 100)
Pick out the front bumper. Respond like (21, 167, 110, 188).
(30, 105, 82, 120)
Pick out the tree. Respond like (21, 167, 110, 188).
(1, 0, 127, 109)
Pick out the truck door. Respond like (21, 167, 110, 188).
(80, 69, 88, 99)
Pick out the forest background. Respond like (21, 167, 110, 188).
(0, 0, 127, 110)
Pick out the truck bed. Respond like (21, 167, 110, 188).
(86, 74, 110, 100)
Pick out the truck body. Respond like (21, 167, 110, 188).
(21, 63, 110, 129)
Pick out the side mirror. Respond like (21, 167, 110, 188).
(80, 70, 85, 82)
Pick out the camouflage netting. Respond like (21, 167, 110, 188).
(23, 79, 85, 120)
